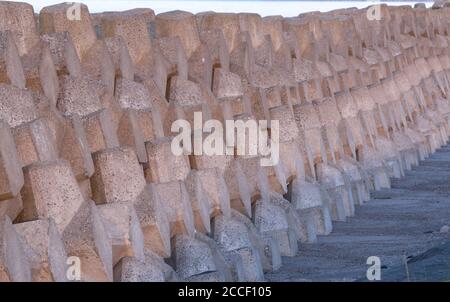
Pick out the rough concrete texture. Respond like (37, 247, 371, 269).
(19, 160, 84, 233)
(61, 200, 113, 281)
(133, 184, 171, 258)
(145, 136, 190, 183)
(91, 146, 146, 204)
(59, 115, 95, 180)
(0, 2, 39, 56)
(14, 218, 67, 281)
(1, 1, 450, 282)
(57, 75, 103, 117)
(82, 108, 119, 154)
(97, 201, 145, 266)
(0, 84, 38, 127)
(12, 118, 58, 167)
(114, 250, 178, 282)
(0, 30, 26, 89)
(0, 121, 24, 201)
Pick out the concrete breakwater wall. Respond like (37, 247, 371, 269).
(1, 1, 450, 281)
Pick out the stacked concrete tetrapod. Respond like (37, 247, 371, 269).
(1, 1, 450, 281)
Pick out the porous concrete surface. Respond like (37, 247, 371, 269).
(1, 1, 450, 282)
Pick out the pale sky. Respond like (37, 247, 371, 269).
(19, 1, 431, 17)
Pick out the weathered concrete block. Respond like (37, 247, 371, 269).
(100, 9, 154, 64)
(103, 36, 134, 81)
(336, 158, 370, 205)
(248, 63, 282, 90)
(114, 250, 178, 282)
(0, 121, 24, 201)
(314, 97, 344, 161)
(0, 83, 38, 127)
(293, 102, 324, 161)
(223, 160, 253, 217)
(133, 184, 171, 258)
(270, 104, 299, 143)
(57, 75, 103, 117)
(262, 16, 284, 52)
(276, 139, 303, 184)
(79, 39, 116, 97)
(170, 235, 221, 280)
(0, 30, 26, 88)
(97, 202, 144, 265)
(292, 58, 318, 83)
(0, 2, 39, 55)
(199, 29, 230, 69)
(190, 151, 233, 173)
(185, 171, 212, 234)
(14, 218, 68, 281)
(212, 68, 243, 100)
(40, 3, 97, 59)
(115, 78, 153, 110)
(263, 86, 283, 109)
(0, 194, 23, 221)
(12, 118, 58, 167)
(20, 160, 85, 233)
(78, 178, 92, 202)
(161, 102, 203, 139)
(237, 155, 284, 199)
(62, 200, 113, 281)
(197, 13, 240, 53)
(253, 199, 297, 258)
(358, 146, 391, 190)
(233, 208, 281, 273)
(375, 137, 403, 179)
(317, 163, 355, 218)
(40, 32, 82, 77)
(196, 168, 231, 219)
(239, 13, 266, 49)
(59, 115, 95, 180)
(167, 76, 203, 107)
(91, 146, 146, 204)
(188, 43, 212, 86)
(38, 44, 59, 106)
(21, 42, 56, 99)
(82, 108, 119, 154)
(134, 107, 164, 141)
(212, 213, 265, 281)
(117, 109, 147, 163)
(0, 216, 32, 282)
(415, 58, 432, 80)
(194, 232, 234, 280)
(155, 36, 188, 80)
(156, 11, 201, 58)
(392, 129, 419, 159)
(269, 191, 302, 238)
(290, 179, 333, 232)
(154, 181, 195, 237)
(145, 137, 190, 183)
(254, 168, 298, 257)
